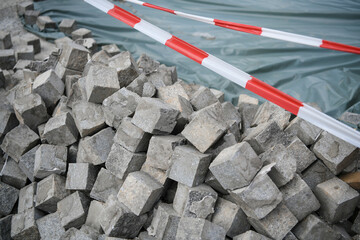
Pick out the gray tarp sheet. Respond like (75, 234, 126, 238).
(28, 0, 360, 118)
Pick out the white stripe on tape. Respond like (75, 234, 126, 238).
(298, 104, 360, 148)
(134, 20, 173, 45)
(174, 11, 215, 25)
(202, 54, 251, 88)
(84, 0, 113, 13)
(261, 28, 322, 47)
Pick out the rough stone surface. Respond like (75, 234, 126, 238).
(102, 44, 120, 57)
(352, 212, 360, 234)
(137, 53, 160, 75)
(287, 138, 317, 173)
(126, 73, 147, 96)
(66, 163, 98, 191)
(131, 97, 179, 134)
(0, 215, 12, 240)
(72, 101, 106, 137)
(248, 203, 298, 240)
(301, 160, 335, 190)
(23, 33, 41, 54)
(18, 182, 37, 213)
(0, 158, 27, 189)
(285, 117, 322, 146)
(146, 135, 186, 170)
(35, 174, 70, 213)
(169, 145, 212, 187)
(0, 49, 16, 69)
(85, 64, 120, 103)
(118, 171, 163, 216)
(33, 69, 65, 109)
(36, 15, 56, 31)
(147, 64, 176, 89)
(280, 174, 320, 221)
(0, 106, 18, 142)
(173, 184, 217, 219)
(230, 164, 282, 219)
(233, 230, 271, 240)
(292, 214, 341, 240)
(59, 19, 77, 35)
(252, 101, 291, 130)
(0, 182, 19, 217)
(210, 88, 224, 103)
(114, 117, 151, 152)
(34, 144, 67, 179)
(102, 88, 141, 128)
(175, 217, 226, 240)
(59, 42, 89, 72)
(210, 142, 262, 190)
(57, 191, 91, 229)
(182, 103, 227, 153)
(43, 112, 79, 146)
(0, 30, 12, 49)
(108, 51, 140, 87)
(314, 177, 359, 223)
(85, 200, 105, 232)
(190, 86, 219, 111)
(18, 145, 39, 182)
(61, 227, 93, 240)
(312, 131, 359, 175)
(106, 143, 146, 180)
(16, 45, 34, 60)
(36, 212, 65, 240)
(99, 195, 147, 238)
(211, 197, 250, 237)
(54, 62, 82, 82)
(204, 172, 228, 195)
(1, 124, 39, 162)
(71, 28, 92, 40)
(90, 168, 123, 203)
(10, 207, 43, 240)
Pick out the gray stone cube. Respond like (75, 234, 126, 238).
(72, 101, 106, 137)
(33, 69, 65, 109)
(13, 93, 49, 131)
(280, 174, 320, 221)
(287, 138, 317, 173)
(34, 144, 67, 179)
(92, 49, 111, 65)
(0, 182, 19, 216)
(77, 127, 114, 165)
(36, 212, 65, 240)
(233, 230, 271, 240)
(0, 215, 12, 240)
(59, 42, 89, 72)
(126, 73, 147, 96)
(293, 214, 341, 240)
(102, 88, 141, 128)
(11, 207, 43, 240)
(0, 31, 12, 50)
(146, 135, 186, 170)
(66, 163, 98, 191)
(140, 161, 169, 186)
(0, 49, 16, 70)
(1, 124, 39, 162)
(106, 143, 146, 180)
(230, 164, 282, 219)
(352, 212, 360, 234)
(285, 117, 322, 146)
(71, 28, 92, 40)
(66, 77, 87, 108)
(17, 1, 34, 15)
(142, 81, 156, 97)
(35, 174, 70, 213)
(210, 88, 224, 103)
(210, 142, 262, 190)
(85, 65, 120, 103)
(259, 144, 297, 187)
(147, 64, 176, 88)
(36, 16, 56, 30)
(114, 117, 152, 152)
(314, 177, 359, 223)
(117, 171, 163, 215)
(75, 38, 97, 54)
(101, 44, 120, 57)
(131, 97, 179, 134)
(0, 158, 27, 189)
(173, 183, 217, 219)
(108, 51, 140, 87)
(54, 62, 82, 82)
(61, 227, 93, 239)
(24, 10, 40, 25)
(19, 145, 39, 182)
(190, 86, 219, 111)
(136, 53, 160, 75)
(23, 33, 41, 54)
(18, 182, 36, 213)
(301, 160, 335, 190)
(238, 94, 259, 131)
(175, 217, 226, 240)
(340, 111, 360, 126)
(85, 200, 105, 231)
(99, 195, 147, 238)
(313, 131, 359, 174)
(204, 171, 228, 195)
(52, 96, 71, 117)
(252, 101, 291, 130)
(169, 145, 212, 187)
(0, 106, 18, 142)
(43, 112, 79, 146)
(248, 203, 298, 240)
(65, 74, 81, 97)
(90, 168, 123, 203)
(221, 101, 241, 126)
(147, 202, 180, 240)
(16, 45, 34, 60)
(59, 19, 77, 35)
(57, 191, 90, 229)
(157, 82, 190, 110)
(182, 102, 227, 153)
(211, 197, 250, 237)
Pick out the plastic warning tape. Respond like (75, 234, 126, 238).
(123, 0, 360, 55)
(84, 0, 360, 147)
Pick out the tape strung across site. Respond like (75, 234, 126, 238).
(123, 0, 360, 55)
(84, 0, 360, 148)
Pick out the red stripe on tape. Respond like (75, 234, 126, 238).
(320, 40, 360, 55)
(143, 3, 175, 14)
(108, 5, 141, 27)
(246, 77, 303, 115)
(165, 36, 209, 64)
(214, 19, 262, 35)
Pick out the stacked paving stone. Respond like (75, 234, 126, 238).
(1, 3, 360, 240)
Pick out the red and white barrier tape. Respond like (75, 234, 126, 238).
(84, 0, 360, 147)
(123, 0, 360, 55)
